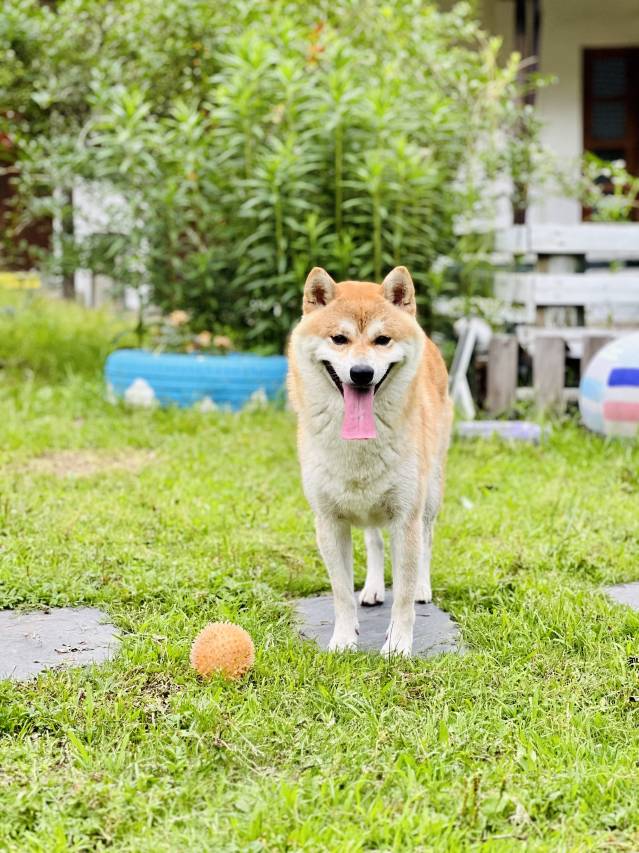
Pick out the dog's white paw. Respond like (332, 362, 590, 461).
(359, 582, 385, 607)
(328, 625, 358, 652)
(414, 582, 432, 604)
(380, 624, 413, 658)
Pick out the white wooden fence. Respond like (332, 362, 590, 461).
(486, 223, 639, 412)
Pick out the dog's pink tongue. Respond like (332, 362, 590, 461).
(341, 384, 376, 440)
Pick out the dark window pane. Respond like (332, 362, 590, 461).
(591, 100, 626, 140)
(591, 147, 627, 162)
(592, 56, 627, 97)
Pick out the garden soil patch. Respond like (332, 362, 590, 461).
(23, 449, 156, 478)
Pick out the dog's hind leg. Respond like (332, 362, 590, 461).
(415, 517, 434, 604)
(381, 515, 422, 657)
(359, 527, 385, 606)
(415, 446, 447, 603)
(315, 515, 359, 651)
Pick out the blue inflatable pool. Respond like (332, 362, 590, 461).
(105, 349, 288, 410)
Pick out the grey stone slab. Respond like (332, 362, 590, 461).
(606, 582, 639, 610)
(295, 592, 460, 657)
(0, 606, 119, 681)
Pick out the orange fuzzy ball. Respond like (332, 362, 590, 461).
(189, 622, 255, 680)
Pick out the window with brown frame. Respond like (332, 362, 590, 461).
(584, 47, 639, 170)
(583, 47, 639, 213)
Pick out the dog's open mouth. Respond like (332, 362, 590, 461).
(322, 362, 394, 441)
(321, 361, 393, 397)
(322, 361, 343, 395)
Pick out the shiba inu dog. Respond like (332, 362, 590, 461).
(288, 266, 452, 656)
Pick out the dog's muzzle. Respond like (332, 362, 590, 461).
(322, 361, 394, 395)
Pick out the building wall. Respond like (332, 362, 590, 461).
(480, 0, 639, 224)
(73, 181, 141, 310)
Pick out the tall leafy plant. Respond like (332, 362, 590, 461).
(2, 0, 535, 350)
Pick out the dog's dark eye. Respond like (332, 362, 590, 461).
(331, 335, 349, 345)
(374, 335, 391, 346)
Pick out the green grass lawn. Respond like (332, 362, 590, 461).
(2, 367, 639, 851)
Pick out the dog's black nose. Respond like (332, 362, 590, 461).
(350, 364, 374, 386)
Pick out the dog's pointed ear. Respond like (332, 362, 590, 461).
(303, 267, 336, 314)
(381, 266, 416, 315)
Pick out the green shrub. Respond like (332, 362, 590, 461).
(2, 0, 529, 350)
(0, 293, 133, 380)
(579, 153, 639, 222)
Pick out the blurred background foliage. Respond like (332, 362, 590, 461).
(1, 0, 535, 350)
(0, 293, 133, 379)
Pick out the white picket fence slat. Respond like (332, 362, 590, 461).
(495, 272, 639, 307)
(496, 224, 639, 255)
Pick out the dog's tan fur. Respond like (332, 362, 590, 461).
(288, 266, 452, 655)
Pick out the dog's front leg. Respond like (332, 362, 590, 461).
(315, 515, 358, 651)
(382, 515, 422, 657)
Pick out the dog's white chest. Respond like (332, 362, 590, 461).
(300, 412, 418, 527)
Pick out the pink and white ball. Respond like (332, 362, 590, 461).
(580, 333, 639, 438)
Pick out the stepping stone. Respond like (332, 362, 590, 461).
(0, 606, 119, 681)
(606, 582, 639, 609)
(295, 593, 460, 657)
